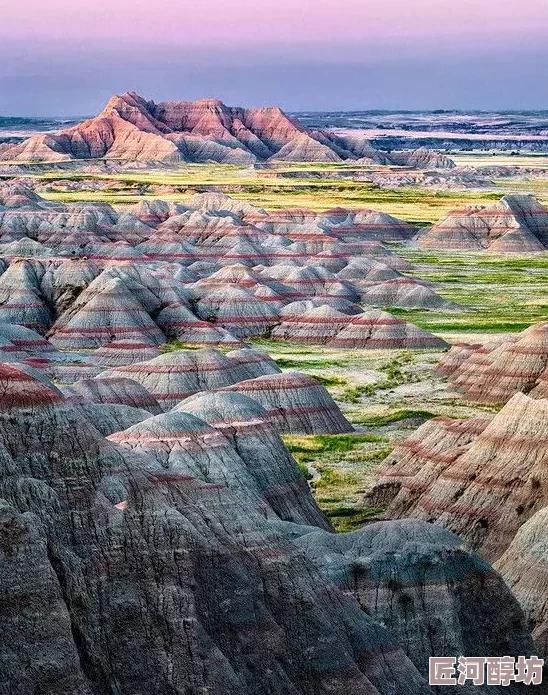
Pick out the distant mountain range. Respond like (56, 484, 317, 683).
(0, 92, 454, 167)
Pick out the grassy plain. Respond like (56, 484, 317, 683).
(393, 250, 548, 332)
(5, 162, 505, 223)
(249, 340, 497, 530)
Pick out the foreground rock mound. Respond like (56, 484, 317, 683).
(176, 390, 331, 528)
(102, 347, 280, 410)
(221, 371, 355, 434)
(0, 364, 539, 694)
(496, 506, 548, 658)
(295, 519, 535, 677)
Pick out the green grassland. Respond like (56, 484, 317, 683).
(282, 433, 390, 531)
(7, 158, 548, 223)
(38, 183, 502, 223)
(392, 250, 548, 333)
(452, 153, 548, 169)
(4, 162, 504, 223)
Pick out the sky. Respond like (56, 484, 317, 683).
(2, 0, 548, 115)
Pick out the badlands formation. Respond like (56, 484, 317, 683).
(0, 183, 449, 351)
(5, 108, 548, 693)
(0, 364, 539, 694)
(364, 391, 548, 664)
(419, 194, 548, 252)
(0, 179, 540, 692)
(364, 320, 548, 665)
(1, 91, 455, 167)
(438, 322, 548, 404)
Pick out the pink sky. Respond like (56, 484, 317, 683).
(4, 0, 548, 44)
(2, 0, 548, 114)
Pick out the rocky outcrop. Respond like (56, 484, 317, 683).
(2, 92, 460, 168)
(0, 185, 455, 352)
(221, 371, 354, 434)
(390, 147, 456, 169)
(176, 390, 330, 528)
(496, 506, 548, 658)
(364, 393, 548, 562)
(0, 362, 541, 694)
(362, 414, 492, 511)
(295, 519, 536, 679)
(443, 323, 548, 404)
(419, 194, 548, 252)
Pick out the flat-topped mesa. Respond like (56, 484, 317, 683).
(364, 392, 548, 562)
(2, 91, 452, 167)
(220, 371, 354, 434)
(419, 194, 548, 252)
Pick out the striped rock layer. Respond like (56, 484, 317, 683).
(442, 322, 548, 404)
(419, 194, 548, 252)
(365, 392, 548, 660)
(220, 371, 354, 434)
(365, 393, 548, 563)
(175, 390, 332, 529)
(0, 184, 452, 351)
(0, 360, 538, 695)
(2, 91, 455, 168)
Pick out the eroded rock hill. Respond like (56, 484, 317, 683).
(0, 363, 540, 694)
(2, 91, 455, 167)
(418, 194, 548, 252)
(0, 184, 450, 351)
